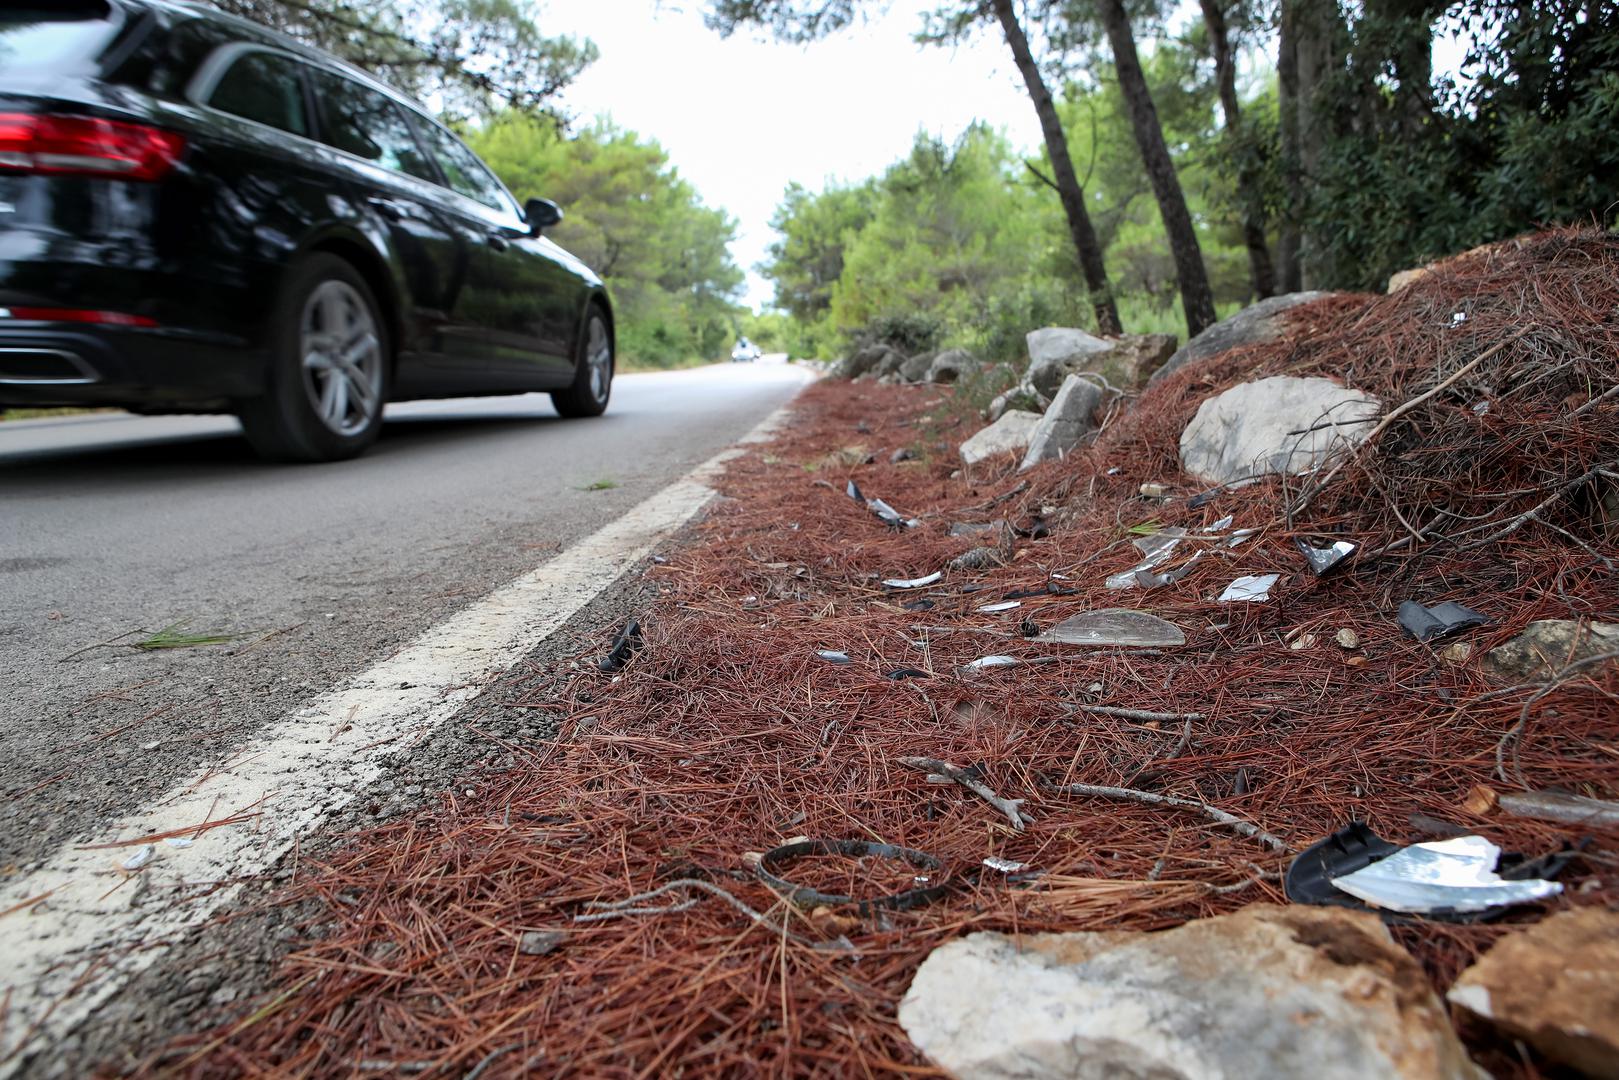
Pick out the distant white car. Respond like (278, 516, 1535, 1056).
(730, 339, 761, 363)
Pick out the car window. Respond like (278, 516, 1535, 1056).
(307, 69, 436, 183)
(207, 51, 309, 138)
(411, 118, 519, 217)
(0, 5, 119, 76)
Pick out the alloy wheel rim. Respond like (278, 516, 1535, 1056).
(300, 280, 382, 437)
(586, 317, 611, 403)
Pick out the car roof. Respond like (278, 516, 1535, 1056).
(113, 0, 429, 115)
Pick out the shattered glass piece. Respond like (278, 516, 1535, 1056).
(886, 667, 931, 680)
(1132, 551, 1204, 589)
(982, 856, 1029, 873)
(816, 650, 851, 664)
(903, 598, 935, 611)
(868, 498, 908, 528)
(1330, 835, 1563, 914)
(883, 572, 943, 589)
(977, 601, 1021, 613)
(961, 655, 1019, 672)
(1105, 529, 1187, 589)
(1211, 515, 1235, 532)
(1036, 609, 1186, 648)
(164, 837, 195, 849)
(1220, 574, 1280, 603)
(1224, 529, 1257, 548)
(122, 845, 156, 871)
(1398, 599, 1490, 642)
(846, 479, 863, 502)
(1296, 537, 1359, 576)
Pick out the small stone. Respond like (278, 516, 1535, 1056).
(519, 930, 567, 956)
(1460, 784, 1498, 816)
(1449, 908, 1619, 1079)
(1288, 633, 1318, 651)
(1439, 641, 1473, 664)
(1139, 482, 1167, 498)
(1346, 655, 1369, 668)
(1020, 374, 1106, 471)
(1151, 291, 1336, 385)
(1481, 619, 1619, 681)
(901, 905, 1482, 1080)
(1336, 628, 1361, 650)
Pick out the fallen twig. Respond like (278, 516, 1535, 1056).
(1043, 781, 1288, 852)
(898, 756, 1027, 830)
(1494, 649, 1619, 786)
(1074, 706, 1204, 723)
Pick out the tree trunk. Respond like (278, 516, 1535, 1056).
(1097, 0, 1217, 336)
(1276, 0, 1303, 291)
(1292, 0, 1336, 288)
(990, 0, 1121, 335)
(1199, 0, 1275, 300)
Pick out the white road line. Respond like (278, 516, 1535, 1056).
(0, 401, 797, 1074)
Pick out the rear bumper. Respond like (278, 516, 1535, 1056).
(0, 323, 263, 410)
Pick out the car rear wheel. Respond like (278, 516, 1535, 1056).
(550, 306, 612, 418)
(238, 254, 389, 462)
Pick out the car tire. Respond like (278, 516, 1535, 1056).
(238, 254, 390, 463)
(551, 304, 613, 419)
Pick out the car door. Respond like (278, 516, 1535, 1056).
(301, 67, 488, 393)
(409, 116, 576, 386)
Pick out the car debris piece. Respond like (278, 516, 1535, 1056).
(1219, 574, 1279, 603)
(597, 619, 643, 673)
(890, 447, 915, 463)
(1210, 514, 1234, 531)
(816, 650, 851, 664)
(1330, 835, 1563, 915)
(1105, 529, 1186, 589)
(1131, 551, 1204, 589)
(903, 598, 936, 611)
(977, 601, 1021, 613)
(122, 845, 156, 872)
(1003, 583, 1078, 600)
(1014, 515, 1050, 540)
(754, 838, 948, 914)
(982, 857, 1028, 873)
(960, 655, 1019, 672)
(1296, 538, 1358, 576)
(1037, 610, 1186, 648)
(164, 837, 195, 849)
(519, 930, 567, 956)
(886, 667, 931, 681)
(847, 478, 919, 528)
(883, 571, 943, 589)
(1286, 823, 1569, 918)
(1397, 599, 1489, 642)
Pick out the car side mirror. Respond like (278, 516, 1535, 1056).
(525, 198, 563, 235)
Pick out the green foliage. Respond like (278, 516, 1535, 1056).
(211, 0, 597, 118)
(1298, 0, 1619, 289)
(758, 42, 1250, 358)
(466, 114, 744, 369)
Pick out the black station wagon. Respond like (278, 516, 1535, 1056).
(0, 0, 615, 461)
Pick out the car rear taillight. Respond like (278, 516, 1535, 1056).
(0, 113, 185, 181)
(0, 306, 158, 327)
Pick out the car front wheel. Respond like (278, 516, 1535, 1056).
(551, 306, 613, 418)
(238, 254, 389, 462)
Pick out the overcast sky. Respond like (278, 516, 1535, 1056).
(540, 0, 1047, 309)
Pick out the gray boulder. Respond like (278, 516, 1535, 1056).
(928, 348, 983, 384)
(985, 383, 1048, 424)
(836, 343, 894, 381)
(1025, 327, 1112, 397)
(1150, 291, 1335, 385)
(898, 351, 936, 383)
(1020, 374, 1106, 470)
(1179, 375, 1381, 486)
(959, 410, 1042, 467)
(872, 348, 909, 380)
(900, 905, 1484, 1080)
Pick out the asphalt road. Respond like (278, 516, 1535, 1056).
(0, 359, 810, 873)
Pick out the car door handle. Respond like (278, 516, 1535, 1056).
(487, 232, 510, 252)
(367, 197, 406, 222)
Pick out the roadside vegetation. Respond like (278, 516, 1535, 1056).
(716, 1, 1619, 364)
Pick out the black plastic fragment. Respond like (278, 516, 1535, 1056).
(597, 619, 643, 673)
(903, 599, 935, 611)
(755, 838, 949, 915)
(1284, 823, 1400, 911)
(1397, 599, 1490, 642)
(1499, 839, 1588, 882)
(886, 667, 931, 681)
(1003, 582, 1078, 600)
(890, 448, 915, 464)
(1014, 515, 1051, 540)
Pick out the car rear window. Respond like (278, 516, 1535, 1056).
(0, 3, 120, 75)
(208, 50, 310, 137)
